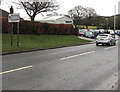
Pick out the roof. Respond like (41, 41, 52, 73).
(39, 15, 72, 21)
(0, 9, 9, 17)
(43, 16, 65, 20)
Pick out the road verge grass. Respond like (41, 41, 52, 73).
(2, 34, 91, 54)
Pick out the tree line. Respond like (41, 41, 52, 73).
(68, 5, 120, 29)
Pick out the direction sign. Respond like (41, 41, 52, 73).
(8, 13, 20, 23)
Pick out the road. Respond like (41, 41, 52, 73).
(2, 41, 119, 90)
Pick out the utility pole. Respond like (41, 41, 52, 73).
(114, 5, 116, 38)
(106, 18, 108, 30)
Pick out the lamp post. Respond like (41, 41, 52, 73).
(113, 5, 116, 38)
(106, 18, 108, 30)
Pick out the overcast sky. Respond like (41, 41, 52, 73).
(0, 0, 120, 19)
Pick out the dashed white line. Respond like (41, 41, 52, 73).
(104, 46, 116, 50)
(0, 65, 33, 75)
(60, 51, 95, 60)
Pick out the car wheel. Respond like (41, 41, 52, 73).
(109, 42, 112, 46)
(106, 43, 110, 46)
(96, 43, 99, 46)
(102, 43, 105, 46)
(114, 42, 116, 46)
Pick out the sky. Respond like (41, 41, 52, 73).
(0, 0, 120, 19)
(57, 0, 119, 15)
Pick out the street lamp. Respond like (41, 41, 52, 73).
(113, 5, 116, 38)
(106, 18, 108, 30)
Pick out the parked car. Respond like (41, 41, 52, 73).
(96, 34, 116, 46)
(85, 31, 94, 38)
(99, 29, 105, 33)
(116, 30, 120, 36)
(108, 30, 115, 35)
(93, 30, 101, 38)
(79, 29, 87, 36)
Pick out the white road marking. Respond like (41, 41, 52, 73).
(0, 65, 33, 75)
(60, 51, 95, 60)
(104, 46, 116, 50)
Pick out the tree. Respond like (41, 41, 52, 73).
(0, 0, 3, 5)
(15, 0, 59, 21)
(84, 7, 97, 28)
(68, 6, 98, 28)
(68, 6, 85, 19)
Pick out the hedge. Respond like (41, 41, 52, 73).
(1, 17, 78, 35)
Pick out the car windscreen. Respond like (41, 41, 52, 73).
(86, 32, 92, 34)
(97, 35, 108, 38)
(79, 30, 86, 33)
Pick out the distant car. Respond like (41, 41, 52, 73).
(79, 29, 87, 36)
(93, 30, 101, 38)
(108, 30, 115, 35)
(85, 31, 94, 38)
(116, 30, 120, 36)
(96, 34, 116, 46)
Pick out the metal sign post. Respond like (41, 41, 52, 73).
(17, 22, 20, 47)
(8, 13, 20, 47)
(11, 23, 13, 46)
(10, 6, 14, 46)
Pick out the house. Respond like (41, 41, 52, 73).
(0, 9, 9, 17)
(37, 15, 73, 24)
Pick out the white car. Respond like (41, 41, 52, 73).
(96, 34, 116, 46)
(108, 30, 115, 35)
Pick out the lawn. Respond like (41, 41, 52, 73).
(2, 34, 91, 53)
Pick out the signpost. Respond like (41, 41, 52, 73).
(8, 13, 20, 23)
(8, 13, 20, 46)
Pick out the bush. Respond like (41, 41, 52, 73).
(1, 17, 78, 35)
(1, 17, 10, 33)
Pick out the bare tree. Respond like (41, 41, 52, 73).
(0, 0, 3, 5)
(68, 5, 97, 19)
(68, 6, 85, 19)
(84, 7, 97, 18)
(15, 0, 59, 21)
(68, 5, 97, 28)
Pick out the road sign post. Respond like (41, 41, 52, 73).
(11, 23, 13, 46)
(17, 22, 20, 47)
(9, 6, 14, 46)
(8, 13, 20, 47)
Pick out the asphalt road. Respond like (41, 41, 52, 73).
(2, 41, 119, 90)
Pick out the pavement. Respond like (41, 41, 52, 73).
(2, 41, 119, 90)
(78, 36, 95, 41)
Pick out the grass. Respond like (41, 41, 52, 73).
(2, 34, 91, 53)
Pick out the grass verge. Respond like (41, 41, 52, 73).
(2, 34, 91, 54)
